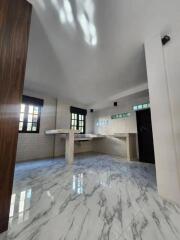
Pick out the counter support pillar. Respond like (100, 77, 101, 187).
(65, 132, 75, 164)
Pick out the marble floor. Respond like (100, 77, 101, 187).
(0, 153, 180, 240)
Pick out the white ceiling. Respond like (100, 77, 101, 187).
(25, 0, 180, 109)
(95, 89, 149, 114)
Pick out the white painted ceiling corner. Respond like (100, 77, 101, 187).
(89, 83, 149, 110)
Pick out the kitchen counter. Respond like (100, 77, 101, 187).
(45, 129, 80, 164)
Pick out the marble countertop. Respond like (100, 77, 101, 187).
(45, 131, 105, 141)
(113, 133, 137, 138)
(74, 134, 105, 141)
(45, 129, 80, 135)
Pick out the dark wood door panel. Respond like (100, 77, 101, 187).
(0, 0, 32, 233)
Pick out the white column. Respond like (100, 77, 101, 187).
(145, 34, 180, 204)
(163, 29, 180, 190)
(65, 131, 75, 164)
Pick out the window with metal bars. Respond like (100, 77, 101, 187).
(70, 107, 87, 134)
(19, 96, 44, 133)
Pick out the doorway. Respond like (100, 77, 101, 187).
(136, 109, 155, 164)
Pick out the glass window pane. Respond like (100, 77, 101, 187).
(34, 107, 39, 114)
(143, 104, 148, 109)
(133, 106, 138, 111)
(32, 122, 37, 128)
(32, 123, 37, 131)
(19, 122, 23, 131)
(138, 105, 143, 110)
(21, 104, 25, 113)
(27, 123, 32, 131)
(28, 114, 33, 122)
(33, 114, 38, 122)
(28, 105, 34, 114)
(20, 113, 24, 122)
(80, 121, 84, 127)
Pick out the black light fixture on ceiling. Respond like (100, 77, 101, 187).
(114, 102, 118, 107)
(161, 35, 171, 46)
(90, 109, 94, 113)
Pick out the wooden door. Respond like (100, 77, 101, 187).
(0, 0, 32, 233)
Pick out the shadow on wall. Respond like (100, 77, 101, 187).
(24, 10, 68, 99)
(93, 136, 127, 158)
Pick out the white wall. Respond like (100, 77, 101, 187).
(93, 94, 149, 157)
(94, 94, 149, 135)
(145, 31, 180, 204)
(16, 90, 56, 162)
(94, 111, 137, 136)
(164, 27, 180, 189)
(17, 95, 95, 161)
(17, 96, 95, 161)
